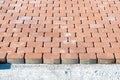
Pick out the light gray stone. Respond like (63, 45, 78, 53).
(1, 64, 120, 80)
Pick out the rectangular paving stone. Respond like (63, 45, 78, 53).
(25, 53, 42, 64)
(7, 53, 25, 64)
(43, 53, 60, 64)
(97, 53, 115, 64)
(79, 53, 97, 64)
(114, 53, 120, 64)
(0, 53, 7, 63)
(61, 53, 78, 64)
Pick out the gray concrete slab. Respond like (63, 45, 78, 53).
(0, 64, 120, 80)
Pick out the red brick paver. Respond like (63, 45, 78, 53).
(7, 53, 25, 64)
(0, 0, 120, 64)
(43, 53, 60, 64)
(0, 53, 7, 63)
(25, 53, 42, 64)
(61, 53, 78, 64)
(79, 53, 97, 64)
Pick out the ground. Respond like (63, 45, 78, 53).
(1, 64, 120, 80)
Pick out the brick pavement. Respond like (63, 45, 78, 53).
(0, 0, 120, 64)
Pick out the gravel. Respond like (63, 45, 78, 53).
(0, 64, 120, 80)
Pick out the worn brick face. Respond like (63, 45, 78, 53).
(25, 53, 42, 64)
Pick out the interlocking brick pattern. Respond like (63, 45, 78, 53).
(0, 0, 120, 64)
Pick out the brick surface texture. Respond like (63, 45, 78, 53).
(0, 0, 120, 64)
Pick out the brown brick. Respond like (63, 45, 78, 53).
(0, 42, 9, 47)
(7, 53, 25, 64)
(104, 47, 120, 53)
(61, 53, 78, 64)
(44, 42, 59, 48)
(18, 47, 33, 53)
(53, 48, 69, 54)
(45, 32, 59, 38)
(0, 53, 7, 63)
(22, 28, 36, 33)
(79, 53, 97, 64)
(27, 41, 42, 47)
(54, 37, 67, 42)
(43, 53, 60, 64)
(11, 42, 26, 48)
(111, 43, 120, 48)
(94, 42, 110, 48)
(87, 47, 103, 53)
(70, 47, 86, 53)
(36, 37, 51, 42)
(13, 32, 28, 37)
(35, 47, 51, 53)
(30, 32, 43, 37)
(61, 42, 76, 48)
(3, 37, 19, 42)
(7, 28, 21, 33)
(85, 37, 100, 42)
(114, 53, 120, 64)
(0, 32, 12, 37)
(78, 42, 93, 48)
(25, 53, 42, 64)
(101, 37, 116, 42)
(20, 37, 35, 42)
(0, 47, 16, 53)
(97, 53, 115, 64)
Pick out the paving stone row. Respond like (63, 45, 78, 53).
(0, 0, 120, 64)
(0, 53, 120, 64)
